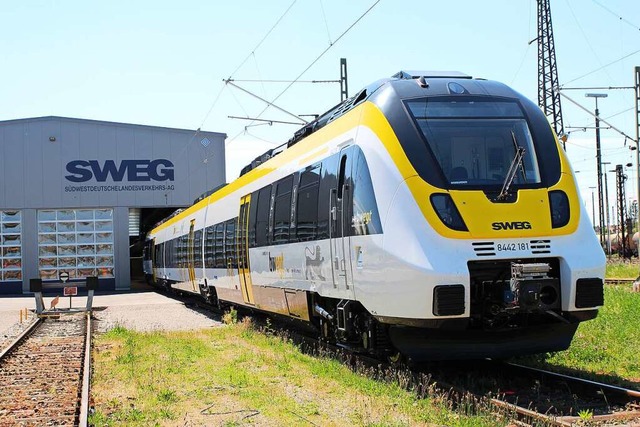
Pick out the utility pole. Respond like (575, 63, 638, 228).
(602, 162, 611, 255)
(586, 93, 608, 250)
(589, 186, 597, 232)
(616, 165, 628, 258)
(634, 67, 640, 246)
(537, 0, 566, 149)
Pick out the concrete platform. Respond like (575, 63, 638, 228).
(0, 280, 220, 336)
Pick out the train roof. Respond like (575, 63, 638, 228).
(238, 70, 521, 177)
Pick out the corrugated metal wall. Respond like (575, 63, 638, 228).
(0, 116, 226, 293)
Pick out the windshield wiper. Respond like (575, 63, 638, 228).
(511, 130, 527, 182)
(497, 131, 526, 201)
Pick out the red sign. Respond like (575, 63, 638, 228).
(63, 286, 78, 296)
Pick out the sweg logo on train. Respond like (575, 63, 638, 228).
(491, 221, 532, 230)
(65, 159, 175, 182)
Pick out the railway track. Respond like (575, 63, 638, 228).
(604, 277, 636, 286)
(430, 360, 640, 426)
(0, 312, 92, 426)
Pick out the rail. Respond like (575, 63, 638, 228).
(604, 277, 636, 286)
(0, 312, 92, 426)
(79, 312, 93, 427)
(0, 316, 42, 360)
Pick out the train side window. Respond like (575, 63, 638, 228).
(255, 186, 272, 247)
(337, 155, 347, 200)
(205, 226, 214, 268)
(171, 240, 176, 268)
(174, 238, 179, 269)
(176, 236, 182, 268)
(273, 176, 293, 244)
(248, 191, 259, 248)
(173, 238, 178, 269)
(297, 164, 320, 241)
(225, 219, 237, 268)
(318, 154, 338, 239)
(155, 243, 162, 268)
(167, 239, 174, 269)
(184, 234, 190, 268)
(351, 148, 383, 236)
(214, 223, 225, 268)
(193, 229, 203, 268)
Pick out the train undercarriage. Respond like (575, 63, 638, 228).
(307, 258, 599, 361)
(148, 256, 600, 361)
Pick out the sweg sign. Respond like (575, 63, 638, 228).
(65, 159, 175, 183)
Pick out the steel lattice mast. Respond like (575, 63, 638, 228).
(537, 0, 566, 150)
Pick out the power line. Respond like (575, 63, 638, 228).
(591, 0, 640, 33)
(225, 79, 341, 83)
(227, 0, 298, 80)
(238, 0, 381, 139)
(319, 0, 332, 45)
(195, 0, 298, 133)
(562, 48, 640, 86)
(563, 0, 615, 87)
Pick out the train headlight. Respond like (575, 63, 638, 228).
(549, 190, 570, 228)
(430, 194, 468, 231)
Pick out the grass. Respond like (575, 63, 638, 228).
(605, 258, 639, 278)
(90, 319, 503, 426)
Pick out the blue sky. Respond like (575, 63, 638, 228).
(2, 1, 639, 222)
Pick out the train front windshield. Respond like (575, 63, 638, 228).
(406, 97, 542, 189)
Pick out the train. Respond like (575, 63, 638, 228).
(143, 70, 606, 361)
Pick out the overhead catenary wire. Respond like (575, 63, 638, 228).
(561, 48, 640, 87)
(188, 0, 299, 160)
(227, 0, 381, 144)
(227, 0, 299, 80)
(510, 0, 533, 86)
(225, 79, 341, 83)
(251, 1, 381, 122)
(319, 0, 332, 45)
(591, 0, 640, 33)
(563, 0, 616, 87)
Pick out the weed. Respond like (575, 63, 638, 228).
(158, 407, 176, 420)
(222, 307, 238, 324)
(104, 324, 129, 338)
(578, 408, 593, 420)
(156, 388, 177, 403)
(239, 316, 255, 338)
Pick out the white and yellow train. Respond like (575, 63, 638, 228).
(144, 71, 606, 360)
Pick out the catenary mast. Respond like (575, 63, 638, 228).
(537, 0, 566, 150)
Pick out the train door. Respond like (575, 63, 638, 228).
(187, 220, 197, 292)
(330, 146, 354, 293)
(237, 195, 255, 304)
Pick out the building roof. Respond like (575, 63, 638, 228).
(0, 115, 226, 138)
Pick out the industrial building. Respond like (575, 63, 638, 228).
(0, 116, 226, 294)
